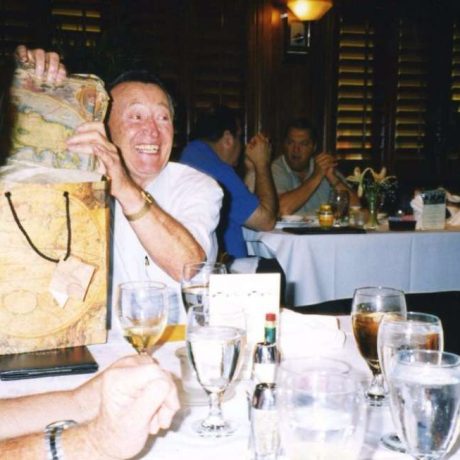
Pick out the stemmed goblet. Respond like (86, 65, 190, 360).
(186, 306, 245, 437)
(378, 311, 444, 452)
(351, 286, 407, 406)
(388, 350, 460, 460)
(118, 281, 169, 355)
(181, 262, 227, 313)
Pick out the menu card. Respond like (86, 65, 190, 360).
(421, 189, 446, 230)
(209, 273, 280, 378)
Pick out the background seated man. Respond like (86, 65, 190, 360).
(0, 355, 179, 459)
(179, 105, 277, 260)
(272, 118, 358, 216)
(179, 106, 286, 301)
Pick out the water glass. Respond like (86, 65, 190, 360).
(329, 189, 350, 226)
(277, 358, 365, 460)
(388, 350, 460, 460)
(378, 311, 444, 452)
(186, 306, 245, 437)
(181, 262, 227, 313)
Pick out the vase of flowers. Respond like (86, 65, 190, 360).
(347, 167, 398, 229)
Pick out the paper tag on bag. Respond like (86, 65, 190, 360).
(49, 256, 96, 307)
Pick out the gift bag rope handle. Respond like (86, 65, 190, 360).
(4, 191, 72, 263)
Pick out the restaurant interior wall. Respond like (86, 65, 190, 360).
(1, 0, 460, 191)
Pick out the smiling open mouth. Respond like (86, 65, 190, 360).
(135, 144, 159, 154)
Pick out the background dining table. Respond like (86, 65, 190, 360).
(243, 223, 460, 308)
(3, 315, 460, 460)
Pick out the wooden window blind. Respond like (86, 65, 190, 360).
(335, 19, 375, 160)
(394, 19, 428, 157)
(50, 0, 104, 48)
(451, 22, 460, 111)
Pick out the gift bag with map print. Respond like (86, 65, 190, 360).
(0, 166, 109, 354)
(8, 63, 108, 171)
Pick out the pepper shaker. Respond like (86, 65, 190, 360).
(250, 383, 279, 460)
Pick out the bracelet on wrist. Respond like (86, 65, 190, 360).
(45, 420, 77, 460)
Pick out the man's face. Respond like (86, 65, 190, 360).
(108, 82, 174, 187)
(283, 127, 316, 172)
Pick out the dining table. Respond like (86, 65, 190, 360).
(2, 315, 460, 460)
(243, 221, 460, 307)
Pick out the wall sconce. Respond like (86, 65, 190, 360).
(287, 0, 333, 21)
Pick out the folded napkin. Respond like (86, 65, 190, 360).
(410, 194, 423, 229)
(446, 191, 460, 226)
(279, 309, 346, 359)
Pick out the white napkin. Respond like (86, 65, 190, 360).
(279, 309, 346, 359)
(446, 191, 460, 226)
(410, 194, 423, 229)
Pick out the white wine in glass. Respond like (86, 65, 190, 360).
(118, 281, 169, 355)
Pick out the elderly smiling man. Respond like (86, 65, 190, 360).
(15, 45, 223, 324)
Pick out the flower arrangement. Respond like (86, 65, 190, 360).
(347, 167, 398, 199)
(347, 167, 398, 227)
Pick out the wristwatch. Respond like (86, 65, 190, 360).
(124, 190, 155, 222)
(45, 420, 77, 460)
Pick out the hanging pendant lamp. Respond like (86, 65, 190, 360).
(287, 0, 333, 21)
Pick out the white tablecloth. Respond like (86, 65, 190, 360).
(3, 320, 460, 459)
(243, 226, 460, 307)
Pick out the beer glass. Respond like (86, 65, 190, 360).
(351, 286, 406, 406)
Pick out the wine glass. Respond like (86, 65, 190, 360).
(388, 350, 460, 460)
(378, 311, 444, 452)
(186, 306, 245, 437)
(181, 262, 227, 313)
(277, 358, 366, 460)
(351, 286, 407, 406)
(117, 281, 169, 355)
(329, 189, 350, 227)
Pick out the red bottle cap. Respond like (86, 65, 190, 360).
(265, 313, 276, 322)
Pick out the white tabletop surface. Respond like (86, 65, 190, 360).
(244, 224, 460, 307)
(3, 317, 460, 459)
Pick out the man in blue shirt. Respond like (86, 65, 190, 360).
(180, 106, 278, 259)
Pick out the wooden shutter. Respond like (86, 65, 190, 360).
(335, 19, 375, 160)
(394, 19, 429, 158)
(451, 22, 460, 111)
(50, 0, 105, 48)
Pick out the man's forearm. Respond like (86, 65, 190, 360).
(131, 203, 205, 281)
(0, 387, 97, 440)
(1, 425, 113, 460)
(278, 173, 323, 215)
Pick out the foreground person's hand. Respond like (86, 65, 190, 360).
(71, 356, 179, 459)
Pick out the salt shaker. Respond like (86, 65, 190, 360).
(250, 383, 279, 460)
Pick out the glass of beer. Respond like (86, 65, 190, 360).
(351, 286, 406, 406)
(378, 311, 444, 452)
(118, 281, 169, 355)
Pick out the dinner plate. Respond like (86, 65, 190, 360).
(280, 214, 304, 223)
